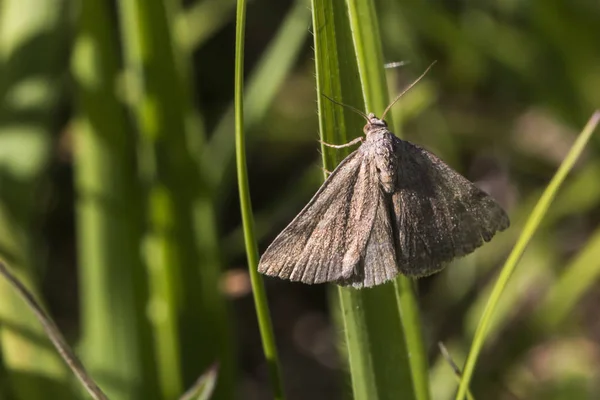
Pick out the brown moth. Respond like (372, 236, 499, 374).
(258, 67, 509, 288)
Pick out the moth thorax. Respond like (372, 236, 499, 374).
(373, 133, 397, 193)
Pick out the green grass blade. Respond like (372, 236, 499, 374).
(171, 0, 237, 396)
(312, 0, 416, 398)
(119, 0, 235, 397)
(456, 111, 600, 400)
(72, 0, 159, 398)
(234, 0, 285, 398)
(345, 1, 430, 399)
(394, 277, 431, 400)
(117, 1, 185, 397)
(345, 0, 388, 113)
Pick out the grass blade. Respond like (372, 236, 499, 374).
(234, 0, 286, 398)
(0, 261, 108, 400)
(119, 0, 235, 396)
(345, 1, 431, 399)
(312, 0, 417, 398)
(456, 111, 600, 400)
(73, 0, 160, 398)
(394, 277, 431, 400)
(345, 0, 388, 113)
(117, 1, 186, 396)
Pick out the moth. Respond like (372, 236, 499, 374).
(258, 69, 509, 289)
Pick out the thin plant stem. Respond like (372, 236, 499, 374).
(234, 0, 286, 398)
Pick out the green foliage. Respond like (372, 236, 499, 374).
(0, 0, 598, 399)
(457, 112, 600, 400)
(0, 0, 73, 398)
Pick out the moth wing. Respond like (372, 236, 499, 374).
(258, 149, 381, 284)
(392, 138, 509, 277)
(337, 188, 399, 289)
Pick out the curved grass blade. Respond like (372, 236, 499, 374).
(456, 111, 600, 400)
(0, 261, 108, 400)
(234, 0, 285, 398)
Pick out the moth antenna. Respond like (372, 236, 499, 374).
(320, 93, 369, 122)
(381, 60, 437, 121)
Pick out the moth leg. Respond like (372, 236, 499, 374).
(320, 166, 332, 176)
(319, 136, 363, 149)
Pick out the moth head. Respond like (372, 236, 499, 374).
(364, 113, 388, 134)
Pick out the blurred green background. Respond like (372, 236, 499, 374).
(0, 0, 599, 399)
